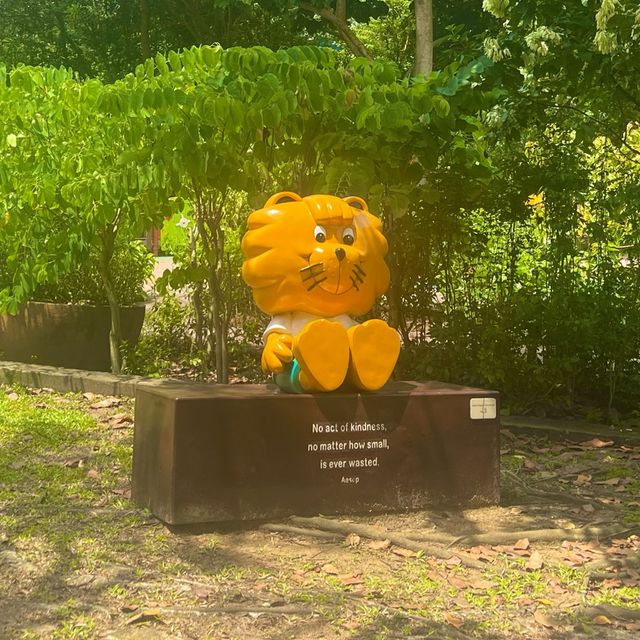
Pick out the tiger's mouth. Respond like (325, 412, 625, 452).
(299, 259, 367, 295)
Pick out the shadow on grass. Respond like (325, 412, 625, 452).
(1, 390, 639, 639)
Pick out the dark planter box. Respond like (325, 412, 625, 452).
(0, 301, 145, 372)
(132, 380, 500, 524)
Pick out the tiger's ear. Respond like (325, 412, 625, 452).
(343, 196, 369, 211)
(264, 191, 303, 207)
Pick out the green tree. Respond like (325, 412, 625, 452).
(0, 64, 170, 373)
(482, 0, 640, 156)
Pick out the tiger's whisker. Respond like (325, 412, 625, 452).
(301, 269, 325, 282)
(300, 263, 325, 274)
(307, 277, 327, 291)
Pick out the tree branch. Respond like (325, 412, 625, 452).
(299, 2, 372, 59)
(288, 516, 485, 569)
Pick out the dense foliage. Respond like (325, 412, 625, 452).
(1, 1, 639, 416)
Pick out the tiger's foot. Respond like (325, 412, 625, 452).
(293, 320, 350, 392)
(347, 319, 401, 391)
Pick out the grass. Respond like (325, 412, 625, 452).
(2, 384, 640, 639)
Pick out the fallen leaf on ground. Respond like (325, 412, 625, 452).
(622, 575, 640, 587)
(368, 539, 391, 550)
(126, 608, 164, 625)
(556, 594, 582, 609)
(63, 457, 85, 468)
(87, 469, 100, 479)
(513, 538, 530, 551)
(339, 573, 363, 586)
(322, 563, 339, 575)
(448, 576, 468, 589)
(469, 578, 497, 590)
(90, 398, 121, 409)
(593, 615, 613, 625)
(580, 438, 613, 449)
(391, 546, 417, 558)
(602, 578, 622, 589)
(596, 478, 621, 485)
(574, 474, 592, 485)
(526, 551, 544, 570)
(561, 552, 587, 566)
(110, 413, 133, 429)
(444, 612, 465, 628)
(534, 609, 560, 628)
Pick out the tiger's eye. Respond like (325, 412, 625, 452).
(314, 224, 326, 243)
(342, 227, 355, 245)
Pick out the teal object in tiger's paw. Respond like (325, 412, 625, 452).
(273, 359, 305, 394)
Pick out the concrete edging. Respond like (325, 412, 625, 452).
(502, 415, 640, 444)
(1, 359, 638, 445)
(0, 360, 147, 397)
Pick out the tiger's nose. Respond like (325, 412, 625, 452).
(335, 247, 346, 261)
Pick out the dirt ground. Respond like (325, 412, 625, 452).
(0, 386, 639, 640)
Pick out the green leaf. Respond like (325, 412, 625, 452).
(168, 50, 182, 72)
(263, 104, 281, 129)
(201, 45, 220, 68)
(432, 95, 451, 117)
(437, 75, 460, 96)
(155, 53, 169, 76)
(144, 58, 155, 78)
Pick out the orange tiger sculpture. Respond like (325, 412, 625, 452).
(241, 192, 401, 392)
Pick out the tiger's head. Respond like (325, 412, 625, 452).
(241, 192, 390, 317)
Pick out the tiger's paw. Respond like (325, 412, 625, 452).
(347, 319, 401, 391)
(293, 320, 350, 392)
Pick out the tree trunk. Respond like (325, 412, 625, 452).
(299, 2, 372, 59)
(194, 190, 229, 385)
(139, 0, 151, 61)
(189, 227, 204, 349)
(413, 0, 433, 75)
(208, 272, 225, 382)
(98, 229, 123, 375)
(208, 223, 229, 383)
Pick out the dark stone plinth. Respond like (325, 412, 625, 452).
(132, 380, 500, 524)
(0, 301, 145, 372)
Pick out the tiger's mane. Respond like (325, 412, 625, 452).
(241, 192, 390, 317)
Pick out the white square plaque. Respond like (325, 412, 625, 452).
(470, 397, 497, 420)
